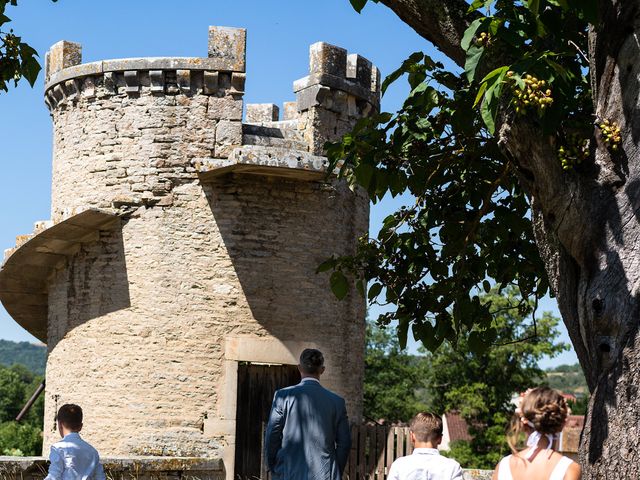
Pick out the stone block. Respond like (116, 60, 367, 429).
(204, 71, 219, 94)
(230, 72, 246, 93)
(215, 120, 242, 158)
(149, 70, 164, 93)
(371, 65, 381, 95)
(208, 95, 243, 121)
(124, 71, 139, 94)
(283, 101, 298, 120)
(347, 53, 373, 90)
(83, 77, 96, 99)
(245, 103, 279, 123)
(309, 42, 347, 78)
(295, 85, 331, 112)
(177, 70, 191, 93)
(46, 40, 82, 80)
(103, 72, 117, 95)
(208, 26, 246, 72)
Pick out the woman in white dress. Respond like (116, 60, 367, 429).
(492, 387, 581, 480)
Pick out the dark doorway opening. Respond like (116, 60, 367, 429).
(235, 362, 300, 480)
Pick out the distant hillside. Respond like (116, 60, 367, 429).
(0, 339, 46, 375)
(545, 363, 588, 397)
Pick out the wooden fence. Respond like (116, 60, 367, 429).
(345, 425, 412, 480)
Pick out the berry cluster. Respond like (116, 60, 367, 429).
(475, 32, 492, 47)
(599, 120, 621, 151)
(558, 136, 589, 171)
(510, 73, 553, 115)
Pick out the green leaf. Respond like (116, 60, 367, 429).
(526, 0, 540, 16)
(368, 282, 383, 301)
(473, 82, 488, 108)
(355, 163, 375, 190)
(468, 0, 493, 13)
(316, 258, 336, 273)
(461, 18, 487, 51)
(480, 96, 496, 135)
(381, 51, 424, 95)
(397, 318, 409, 350)
(465, 45, 485, 83)
(20, 56, 40, 87)
(349, 0, 368, 13)
(330, 271, 349, 300)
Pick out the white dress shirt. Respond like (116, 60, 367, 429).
(44, 432, 106, 480)
(387, 448, 463, 480)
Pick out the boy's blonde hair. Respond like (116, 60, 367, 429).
(410, 412, 443, 443)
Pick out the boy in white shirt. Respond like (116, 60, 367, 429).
(387, 412, 463, 480)
(44, 404, 106, 480)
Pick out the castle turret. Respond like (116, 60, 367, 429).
(0, 27, 379, 479)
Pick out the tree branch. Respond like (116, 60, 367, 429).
(378, 0, 475, 66)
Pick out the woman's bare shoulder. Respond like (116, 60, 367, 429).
(564, 460, 581, 480)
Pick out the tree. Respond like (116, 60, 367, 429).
(364, 321, 429, 422)
(425, 290, 566, 468)
(321, 0, 635, 475)
(0, 364, 44, 456)
(0, 0, 52, 92)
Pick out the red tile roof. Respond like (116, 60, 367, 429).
(445, 412, 473, 443)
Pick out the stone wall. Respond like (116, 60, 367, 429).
(0, 457, 491, 480)
(0, 456, 224, 480)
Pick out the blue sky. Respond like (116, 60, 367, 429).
(0, 0, 577, 367)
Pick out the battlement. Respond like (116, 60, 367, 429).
(240, 42, 381, 157)
(294, 42, 380, 111)
(44, 26, 246, 110)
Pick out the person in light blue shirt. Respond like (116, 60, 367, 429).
(264, 349, 352, 480)
(44, 404, 106, 480)
(387, 412, 463, 480)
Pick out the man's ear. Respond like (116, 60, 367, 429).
(320, 366, 326, 375)
(78, 422, 83, 432)
(410, 431, 416, 444)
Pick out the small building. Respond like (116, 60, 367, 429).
(440, 411, 473, 451)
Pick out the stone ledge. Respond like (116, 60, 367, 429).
(0, 456, 224, 480)
(46, 57, 246, 91)
(193, 146, 330, 181)
(0, 208, 119, 343)
(0, 456, 488, 479)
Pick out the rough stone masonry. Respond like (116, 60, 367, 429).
(0, 26, 380, 478)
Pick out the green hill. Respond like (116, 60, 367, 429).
(0, 340, 46, 375)
(545, 363, 588, 397)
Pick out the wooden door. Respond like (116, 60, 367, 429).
(235, 362, 300, 480)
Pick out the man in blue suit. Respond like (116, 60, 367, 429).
(265, 349, 352, 480)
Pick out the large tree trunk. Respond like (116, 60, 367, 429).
(377, 0, 640, 476)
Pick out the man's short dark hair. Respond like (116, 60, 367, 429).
(299, 349, 324, 374)
(410, 412, 443, 443)
(57, 404, 83, 431)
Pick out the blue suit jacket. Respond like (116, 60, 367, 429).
(264, 378, 352, 480)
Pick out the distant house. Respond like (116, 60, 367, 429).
(557, 415, 584, 461)
(439, 411, 472, 451)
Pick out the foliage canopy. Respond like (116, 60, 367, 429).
(322, 0, 600, 353)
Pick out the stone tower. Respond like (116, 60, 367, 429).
(0, 26, 379, 477)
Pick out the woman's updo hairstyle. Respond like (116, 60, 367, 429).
(507, 386, 569, 453)
(521, 387, 569, 434)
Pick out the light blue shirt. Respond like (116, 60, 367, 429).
(44, 432, 106, 480)
(387, 448, 463, 480)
